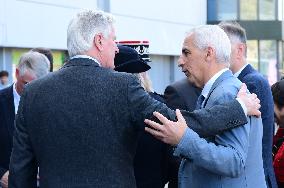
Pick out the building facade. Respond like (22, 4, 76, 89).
(208, 0, 284, 85)
(0, 0, 207, 93)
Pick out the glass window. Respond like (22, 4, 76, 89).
(259, 0, 276, 20)
(280, 42, 284, 78)
(278, 0, 283, 20)
(240, 0, 257, 20)
(207, 0, 218, 21)
(259, 40, 277, 85)
(247, 40, 259, 70)
(217, 0, 238, 20)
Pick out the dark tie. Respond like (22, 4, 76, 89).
(196, 95, 205, 109)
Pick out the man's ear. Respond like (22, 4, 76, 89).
(205, 46, 214, 62)
(15, 68, 20, 79)
(94, 34, 103, 51)
(238, 43, 246, 57)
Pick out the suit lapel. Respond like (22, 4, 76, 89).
(0, 85, 15, 137)
(203, 70, 233, 107)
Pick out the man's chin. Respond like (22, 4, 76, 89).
(187, 76, 194, 83)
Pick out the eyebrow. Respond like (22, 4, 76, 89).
(182, 48, 189, 53)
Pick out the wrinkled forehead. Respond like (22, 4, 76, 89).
(183, 34, 197, 49)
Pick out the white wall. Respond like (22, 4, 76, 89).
(0, 0, 207, 53)
(111, 0, 207, 55)
(0, 0, 206, 92)
(147, 55, 171, 93)
(0, 0, 97, 49)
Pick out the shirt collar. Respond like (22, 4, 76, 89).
(70, 55, 101, 66)
(234, 63, 248, 78)
(13, 83, 20, 114)
(201, 68, 229, 99)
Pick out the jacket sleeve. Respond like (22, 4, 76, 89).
(181, 99, 247, 138)
(127, 76, 176, 128)
(8, 90, 37, 188)
(127, 76, 247, 136)
(174, 91, 254, 177)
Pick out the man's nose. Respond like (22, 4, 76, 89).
(177, 57, 183, 67)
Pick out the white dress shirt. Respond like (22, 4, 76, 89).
(70, 55, 101, 66)
(13, 83, 20, 114)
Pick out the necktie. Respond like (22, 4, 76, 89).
(196, 95, 205, 109)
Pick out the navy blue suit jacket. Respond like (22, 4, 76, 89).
(238, 64, 277, 188)
(0, 85, 15, 178)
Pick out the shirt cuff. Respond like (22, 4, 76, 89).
(236, 98, 247, 116)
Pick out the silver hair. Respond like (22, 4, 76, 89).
(188, 25, 231, 66)
(218, 21, 247, 57)
(17, 52, 50, 79)
(67, 9, 114, 57)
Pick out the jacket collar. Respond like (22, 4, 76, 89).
(238, 64, 255, 80)
(203, 70, 233, 107)
(62, 56, 101, 69)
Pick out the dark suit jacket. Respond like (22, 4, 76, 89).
(238, 64, 277, 188)
(163, 78, 201, 188)
(164, 78, 201, 111)
(0, 85, 15, 178)
(9, 58, 248, 188)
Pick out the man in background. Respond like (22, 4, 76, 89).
(0, 52, 50, 188)
(31, 47, 54, 72)
(0, 71, 9, 90)
(219, 21, 277, 188)
(164, 78, 200, 112)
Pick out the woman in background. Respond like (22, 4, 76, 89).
(114, 44, 171, 188)
(271, 79, 284, 187)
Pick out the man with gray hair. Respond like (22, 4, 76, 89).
(219, 21, 277, 188)
(145, 25, 266, 187)
(8, 10, 261, 188)
(0, 51, 49, 188)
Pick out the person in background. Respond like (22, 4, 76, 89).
(31, 47, 54, 72)
(164, 78, 201, 112)
(0, 71, 9, 90)
(114, 43, 170, 188)
(272, 79, 284, 187)
(163, 60, 201, 188)
(0, 52, 50, 188)
(219, 21, 277, 188)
